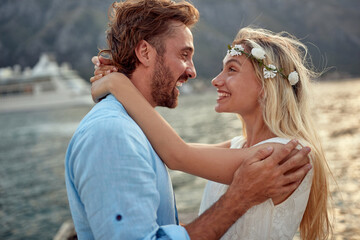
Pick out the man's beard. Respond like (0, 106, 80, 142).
(151, 56, 180, 108)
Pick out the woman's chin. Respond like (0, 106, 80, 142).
(214, 105, 235, 114)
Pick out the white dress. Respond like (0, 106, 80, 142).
(199, 137, 313, 240)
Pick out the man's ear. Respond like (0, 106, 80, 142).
(135, 40, 156, 67)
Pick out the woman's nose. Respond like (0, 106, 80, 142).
(211, 74, 223, 87)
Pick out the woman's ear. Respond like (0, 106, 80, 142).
(135, 40, 156, 67)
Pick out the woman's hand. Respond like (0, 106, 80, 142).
(90, 55, 121, 103)
(90, 56, 118, 83)
(91, 74, 113, 103)
(91, 71, 134, 103)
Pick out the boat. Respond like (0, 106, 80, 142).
(0, 53, 93, 113)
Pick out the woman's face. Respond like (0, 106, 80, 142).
(212, 53, 263, 116)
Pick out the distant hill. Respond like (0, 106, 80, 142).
(1, 0, 359, 81)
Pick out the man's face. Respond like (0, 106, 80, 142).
(150, 23, 196, 108)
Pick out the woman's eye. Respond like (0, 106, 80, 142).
(229, 67, 236, 72)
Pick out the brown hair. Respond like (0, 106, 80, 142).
(99, 0, 199, 77)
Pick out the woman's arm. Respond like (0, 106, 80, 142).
(190, 141, 231, 148)
(91, 72, 259, 184)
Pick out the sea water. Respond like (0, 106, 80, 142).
(0, 92, 241, 239)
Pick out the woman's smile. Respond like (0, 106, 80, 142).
(216, 90, 231, 101)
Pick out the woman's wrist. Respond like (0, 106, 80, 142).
(107, 72, 125, 96)
(106, 73, 116, 96)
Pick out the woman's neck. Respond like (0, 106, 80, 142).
(243, 114, 276, 148)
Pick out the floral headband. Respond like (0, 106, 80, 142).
(227, 44, 299, 85)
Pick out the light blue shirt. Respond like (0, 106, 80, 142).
(65, 95, 190, 239)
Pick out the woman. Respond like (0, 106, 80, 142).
(91, 27, 331, 239)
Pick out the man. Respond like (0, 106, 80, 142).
(65, 0, 311, 239)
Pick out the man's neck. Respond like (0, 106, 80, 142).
(130, 68, 156, 108)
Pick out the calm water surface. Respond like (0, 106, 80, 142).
(0, 92, 241, 239)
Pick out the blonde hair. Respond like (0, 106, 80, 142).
(233, 27, 332, 239)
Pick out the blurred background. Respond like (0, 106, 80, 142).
(0, 0, 359, 239)
(1, 0, 359, 81)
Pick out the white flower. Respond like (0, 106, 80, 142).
(228, 44, 244, 57)
(251, 47, 266, 60)
(288, 71, 299, 85)
(267, 64, 277, 70)
(263, 64, 277, 79)
(228, 49, 241, 56)
(234, 44, 244, 52)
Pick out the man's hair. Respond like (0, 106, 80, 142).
(99, 0, 199, 77)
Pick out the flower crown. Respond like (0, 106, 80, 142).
(227, 44, 299, 85)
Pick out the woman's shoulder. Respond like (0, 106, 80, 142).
(231, 136, 308, 151)
(230, 136, 292, 149)
(230, 136, 246, 148)
(255, 137, 309, 152)
(254, 137, 291, 146)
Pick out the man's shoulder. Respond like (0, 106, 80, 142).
(79, 95, 139, 132)
(82, 95, 153, 144)
(66, 95, 153, 158)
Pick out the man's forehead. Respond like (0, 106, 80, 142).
(165, 23, 194, 50)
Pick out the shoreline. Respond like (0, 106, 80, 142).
(0, 93, 94, 113)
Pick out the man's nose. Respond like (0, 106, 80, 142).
(186, 61, 197, 79)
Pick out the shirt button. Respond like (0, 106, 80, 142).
(116, 214, 122, 221)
